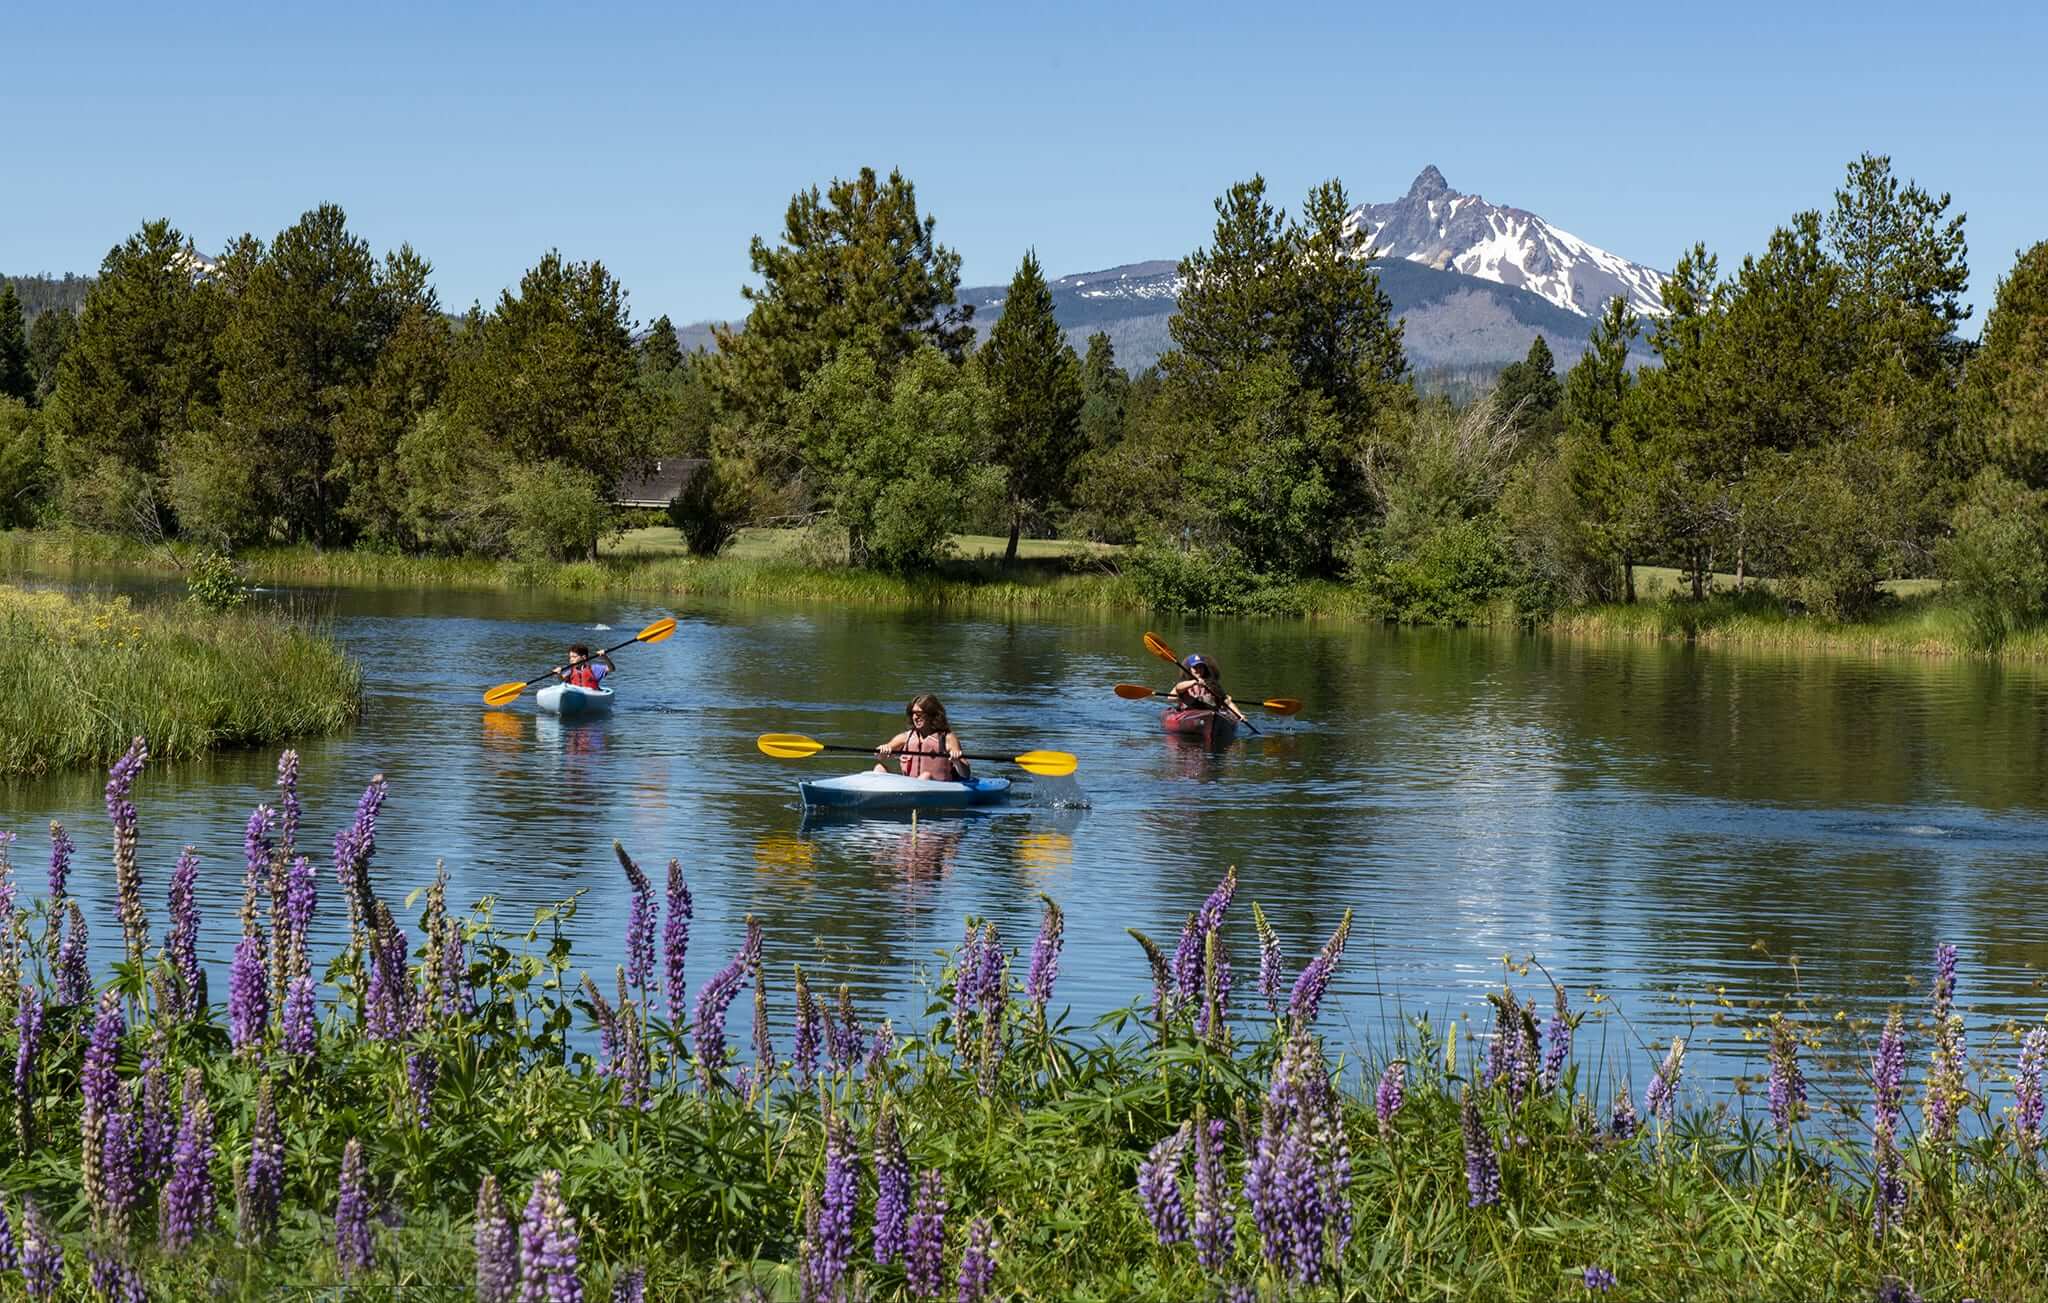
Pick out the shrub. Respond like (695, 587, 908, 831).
(184, 550, 249, 611)
(1938, 468, 2048, 648)
(502, 460, 613, 562)
(1350, 517, 1518, 625)
(667, 458, 747, 557)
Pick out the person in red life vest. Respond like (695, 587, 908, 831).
(1169, 654, 1247, 725)
(874, 693, 970, 780)
(553, 643, 614, 691)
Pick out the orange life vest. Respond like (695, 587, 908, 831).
(566, 662, 601, 690)
(898, 729, 966, 781)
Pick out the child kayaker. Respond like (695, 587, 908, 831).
(554, 643, 614, 690)
(1170, 655, 1247, 724)
(875, 693, 970, 780)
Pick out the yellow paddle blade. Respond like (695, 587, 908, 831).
(1011, 750, 1078, 777)
(1114, 683, 1158, 700)
(637, 617, 678, 644)
(1142, 631, 1182, 667)
(756, 733, 827, 759)
(482, 681, 527, 707)
(1261, 698, 1304, 715)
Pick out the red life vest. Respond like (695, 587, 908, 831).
(898, 729, 966, 781)
(565, 662, 601, 690)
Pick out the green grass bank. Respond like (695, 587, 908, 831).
(0, 584, 362, 775)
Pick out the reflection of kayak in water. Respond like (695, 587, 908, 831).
(536, 684, 614, 717)
(797, 771, 1011, 812)
(1161, 707, 1237, 746)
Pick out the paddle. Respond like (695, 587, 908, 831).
(482, 618, 678, 707)
(1140, 631, 1261, 734)
(1113, 683, 1303, 715)
(755, 733, 1078, 778)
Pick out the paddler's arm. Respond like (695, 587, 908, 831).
(1222, 693, 1249, 724)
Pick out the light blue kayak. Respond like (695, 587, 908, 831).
(797, 770, 1011, 812)
(535, 683, 614, 718)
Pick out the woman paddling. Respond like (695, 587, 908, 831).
(875, 693, 970, 781)
(1170, 655, 1248, 726)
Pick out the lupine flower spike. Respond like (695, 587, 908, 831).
(1136, 1122, 1191, 1245)
(475, 1174, 519, 1303)
(335, 1137, 374, 1276)
(519, 1169, 583, 1302)
(873, 1106, 911, 1265)
(106, 737, 150, 966)
(905, 1169, 948, 1300)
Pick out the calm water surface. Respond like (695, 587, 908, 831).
(8, 580, 2048, 1109)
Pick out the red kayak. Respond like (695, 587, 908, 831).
(1161, 707, 1239, 746)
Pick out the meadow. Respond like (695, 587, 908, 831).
(0, 743, 2035, 1300)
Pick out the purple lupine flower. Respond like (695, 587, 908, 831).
(1924, 949, 1966, 1146)
(475, 1174, 519, 1303)
(243, 806, 275, 920)
(1461, 1087, 1501, 1208)
(283, 974, 318, 1058)
(0, 830, 16, 924)
(614, 844, 657, 1006)
(55, 900, 89, 1005)
(1584, 1265, 1617, 1292)
(663, 858, 692, 1029)
(1172, 867, 1238, 1003)
(1376, 1061, 1406, 1130)
(333, 774, 389, 933)
(620, 1009, 651, 1112)
(866, 1019, 895, 1079)
(1644, 1037, 1686, 1125)
(692, 916, 758, 1092)
(46, 820, 74, 907)
(164, 845, 202, 1017)
(1191, 1115, 1233, 1271)
(1025, 893, 1063, 1024)
(335, 1137, 374, 1276)
(13, 986, 43, 1125)
(408, 1052, 440, 1128)
(750, 963, 774, 1095)
(1872, 1011, 1906, 1130)
(20, 1199, 62, 1300)
(1252, 901, 1286, 1017)
(440, 925, 472, 1018)
(955, 1216, 996, 1303)
(609, 1268, 646, 1303)
(1137, 1122, 1191, 1245)
(1931, 943, 1958, 1024)
(239, 1078, 283, 1246)
(1196, 928, 1233, 1043)
(89, 1248, 146, 1303)
(2016, 1026, 2048, 1148)
(0, 1196, 14, 1271)
(1243, 1030, 1347, 1284)
(106, 736, 150, 967)
(828, 984, 865, 1075)
(283, 854, 318, 972)
(82, 988, 126, 1117)
(800, 1112, 856, 1303)
(275, 749, 302, 858)
(873, 1109, 910, 1265)
(969, 928, 1006, 1016)
(1286, 909, 1352, 1025)
(905, 1169, 948, 1300)
(1767, 1014, 1806, 1134)
(136, 1046, 174, 1187)
(365, 905, 412, 1041)
(519, 1169, 583, 1303)
(951, 921, 986, 1040)
(792, 966, 821, 1088)
(101, 1107, 140, 1240)
(160, 1068, 216, 1252)
(1873, 1122, 1908, 1240)
(229, 933, 269, 1051)
(1610, 1080, 1638, 1140)
(1544, 986, 1572, 1092)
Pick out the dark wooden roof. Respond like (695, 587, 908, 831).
(613, 457, 706, 508)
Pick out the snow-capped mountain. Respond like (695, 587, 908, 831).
(1350, 166, 1666, 319)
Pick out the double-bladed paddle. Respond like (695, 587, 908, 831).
(1113, 683, 1303, 715)
(756, 733, 1078, 778)
(1141, 631, 1264, 733)
(482, 617, 678, 707)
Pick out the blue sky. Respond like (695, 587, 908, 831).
(4, 1, 2043, 333)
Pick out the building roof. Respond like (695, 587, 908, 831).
(613, 457, 706, 508)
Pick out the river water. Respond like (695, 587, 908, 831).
(8, 580, 2048, 1111)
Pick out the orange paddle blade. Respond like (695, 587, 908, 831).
(1114, 683, 1160, 700)
(483, 681, 527, 707)
(636, 617, 678, 644)
(757, 733, 827, 759)
(1142, 631, 1183, 668)
(1261, 698, 1304, 715)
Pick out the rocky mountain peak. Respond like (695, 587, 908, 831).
(1406, 165, 1452, 202)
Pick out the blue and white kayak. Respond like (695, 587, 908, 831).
(535, 683, 615, 718)
(797, 770, 1011, 812)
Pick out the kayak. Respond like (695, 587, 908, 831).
(797, 770, 1011, 812)
(1161, 707, 1238, 745)
(535, 683, 615, 718)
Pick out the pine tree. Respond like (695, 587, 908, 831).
(1557, 296, 1646, 598)
(641, 315, 684, 373)
(1078, 332, 1129, 450)
(0, 285, 31, 403)
(980, 251, 1085, 563)
(1965, 240, 2048, 487)
(710, 167, 972, 438)
(1492, 335, 1561, 438)
(27, 306, 76, 405)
